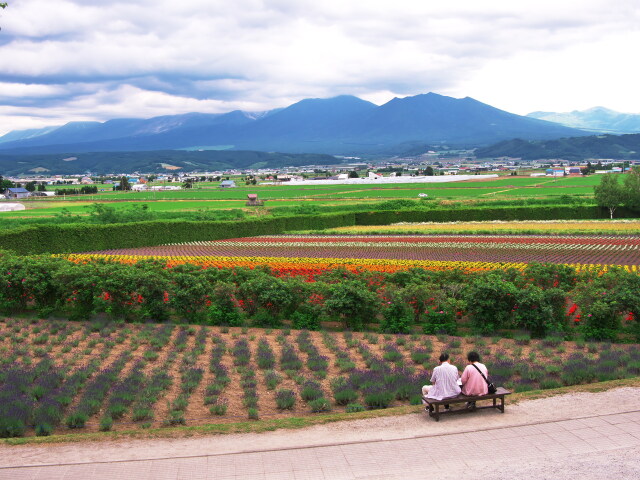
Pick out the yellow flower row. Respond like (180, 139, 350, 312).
(57, 254, 636, 274)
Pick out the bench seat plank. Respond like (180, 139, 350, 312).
(422, 388, 512, 421)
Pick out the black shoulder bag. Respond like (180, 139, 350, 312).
(472, 364, 497, 394)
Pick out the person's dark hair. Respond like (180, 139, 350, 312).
(439, 352, 449, 362)
(467, 351, 481, 363)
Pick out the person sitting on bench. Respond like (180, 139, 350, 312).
(460, 351, 489, 409)
(422, 352, 461, 411)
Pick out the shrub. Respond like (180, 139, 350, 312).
(65, 412, 88, 429)
(275, 389, 296, 410)
(324, 280, 378, 330)
(35, 423, 53, 437)
(166, 411, 185, 425)
(210, 403, 228, 416)
(170, 394, 189, 412)
(290, 311, 321, 331)
(239, 275, 298, 320)
(144, 350, 159, 362)
(380, 300, 413, 334)
(336, 358, 356, 373)
(410, 348, 430, 365)
(422, 308, 457, 335)
(256, 338, 276, 370)
(99, 415, 113, 432)
(206, 283, 244, 327)
(264, 370, 282, 390)
(539, 379, 562, 390)
(382, 345, 403, 362)
(280, 345, 303, 371)
(514, 286, 567, 337)
(522, 263, 578, 291)
(363, 390, 395, 409)
(108, 404, 127, 419)
(132, 407, 153, 421)
(514, 383, 535, 393)
(0, 418, 26, 438)
(301, 381, 325, 402)
(334, 388, 359, 406)
(580, 301, 623, 341)
(309, 398, 331, 413)
(251, 309, 281, 328)
(247, 408, 259, 420)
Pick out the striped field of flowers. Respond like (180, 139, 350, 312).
(322, 219, 640, 235)
(60, 233, 640, 275)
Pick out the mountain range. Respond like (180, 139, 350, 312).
(527, 107, 640, 134)
(0, 93, 586, 156)
(0, 150, 340, 176)
(474, 133, 640, 161)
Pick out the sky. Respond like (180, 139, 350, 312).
(0, 0, 639, 136)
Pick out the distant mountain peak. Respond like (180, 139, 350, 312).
(527, 107, 640, 134)
(0, 92, 586, 156)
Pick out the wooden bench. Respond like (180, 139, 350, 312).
(422, 387, 512, 421)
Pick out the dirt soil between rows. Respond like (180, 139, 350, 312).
(1, 386, 638, 468)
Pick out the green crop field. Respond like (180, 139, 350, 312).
(0, 175, 604, 226)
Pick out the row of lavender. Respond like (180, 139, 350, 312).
(2, 319, 640, 437)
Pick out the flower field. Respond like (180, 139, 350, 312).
(2, 317, 639, 438)
(73, 234, 640, 274)
(324, 220, 640, 236)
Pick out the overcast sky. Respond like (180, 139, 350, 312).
(0, 0, 639, 135)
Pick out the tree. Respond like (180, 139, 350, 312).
(594, 174, 625, 219)
(116, 176, 131, 191)
(0, 176, 14, 193)
(623, 166, 640, 211)
(348, 170, 359, 178)
(425, 166, 435, 176)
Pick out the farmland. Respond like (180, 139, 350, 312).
(0, 175, 603, 222)
(75, 233, 640, 273)
(2, 317, 639, 438)
(1, 173, 639, 440)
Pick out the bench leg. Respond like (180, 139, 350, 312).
(499, 396, 505, 413)
(434, 404, 440, 421)
(493, 398, 496, 408)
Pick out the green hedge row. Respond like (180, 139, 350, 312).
(2, 204, 637, 255)
(355, 205, 637, 225)
(0, 213, 356, 255)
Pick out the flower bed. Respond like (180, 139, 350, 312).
(67, 234, 640, 274)
(1, 319, 640, 438)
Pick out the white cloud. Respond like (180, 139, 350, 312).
(0, 0, 639, 134)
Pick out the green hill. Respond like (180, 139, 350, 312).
(475, 133, 640, 160)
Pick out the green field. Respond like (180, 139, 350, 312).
(1, 175, 603, 224)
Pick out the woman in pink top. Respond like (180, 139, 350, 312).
(460, 351, 488, 409)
